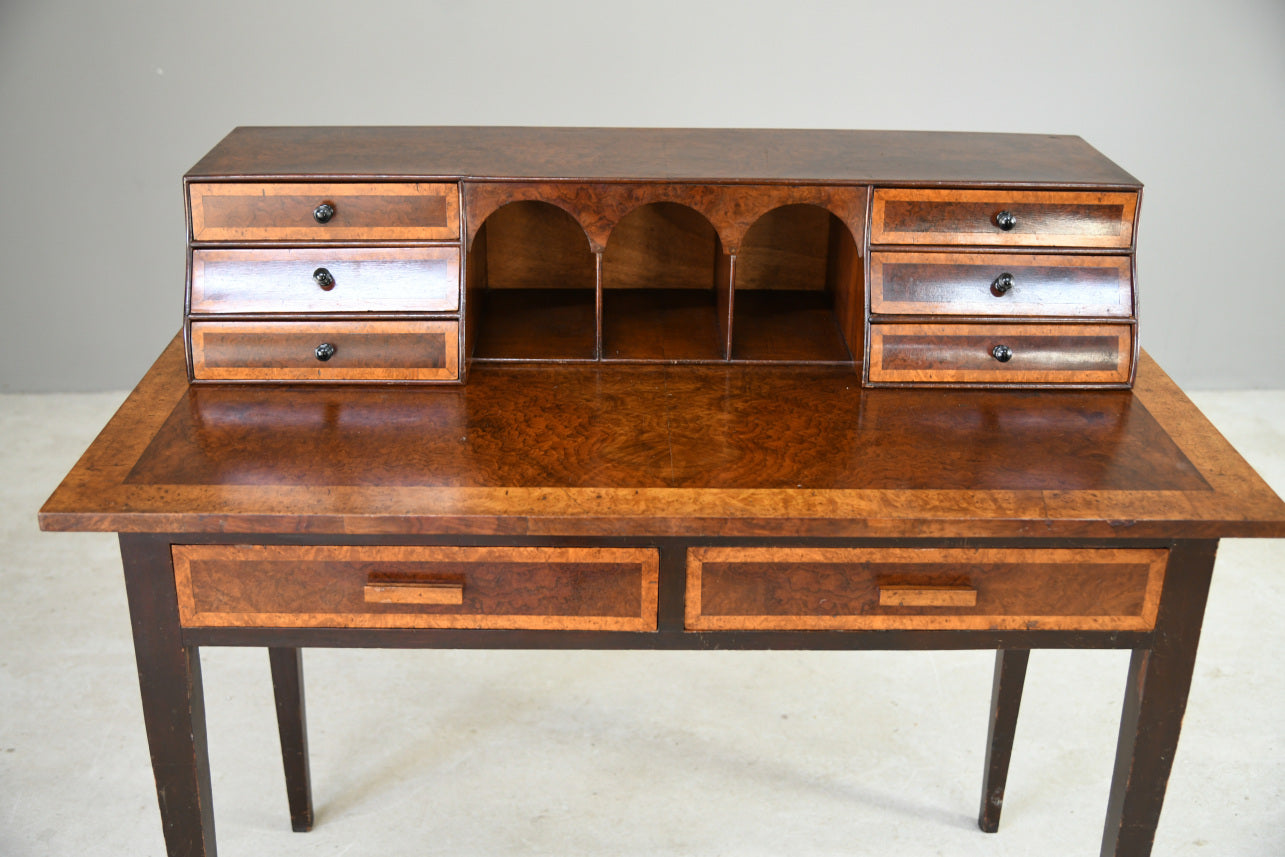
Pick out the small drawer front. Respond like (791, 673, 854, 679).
(173, 545, 660, 631)
(867, 322, 1133, 385)
(871, 189, 1137, 248)
(686, 547, 1167, 631)
(191, 320, 460, 382)
(190, 182, 460, 242)
(191, 247, 460, 314)
(870, 252, 1132, 318)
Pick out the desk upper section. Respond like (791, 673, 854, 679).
(182, 127, 1143, 390)
(186, 127, 1141, 187)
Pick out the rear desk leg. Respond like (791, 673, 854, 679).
(978, 648, 1030, 832)
(119, 534, 217, 857)
(269, 647, 314, 831)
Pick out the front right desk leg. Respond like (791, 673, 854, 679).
(120, 534, 217, 857)
(1100, 539, 1218, 857)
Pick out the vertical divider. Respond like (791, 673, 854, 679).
(716, 249, 735, 360)
(594, 250, 604, 361)
(464, 222, 487, 366)
(827, 216, 864, 365)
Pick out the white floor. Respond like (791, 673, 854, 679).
(2, 390, 1282, 857)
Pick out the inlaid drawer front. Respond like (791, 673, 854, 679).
(686, 547, 1167, 631)
(172, 545, 660, 631)
(191, 247, 461, 314)
(869, 252, 1132, 318)
(190, 320, 460, 382)
(867, 322, 1133, 385)
(870, 189, 1137, 248)
(189, 182, 460, 242)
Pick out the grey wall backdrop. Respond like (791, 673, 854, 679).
(2, 0, 1282, 392)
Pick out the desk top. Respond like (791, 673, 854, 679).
(186, 127, 1141, 187)
(39, 336, 1285, 539)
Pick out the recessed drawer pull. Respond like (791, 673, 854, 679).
(878, 585, 978, 608)
(363, 580, 464, 605)
(991, 272, 1014, 295)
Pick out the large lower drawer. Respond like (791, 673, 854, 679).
(191, 247, 461, 314)
(686, 547, 1167, 631)
(173, 545, 660, 631)
(189, 182, 460, 242)
(870, 189, 1137, 249)
(867, 322, 1133, 386)
(190, 320, 460, 382)
(869, 252, 1133, 317)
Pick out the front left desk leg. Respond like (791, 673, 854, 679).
(1100, 539, 1218, 857)
(978, 648, 1030, 832)
(119, 534, 217, 857)
(269, 647, 314, 831)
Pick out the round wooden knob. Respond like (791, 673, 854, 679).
(313, 202, 335, 224)
(992, 344, 1013, 363)
(315, 343, 336, 362)
(313, 268, 335, 290)
(992, 273, 1015, 295)
(994, 210, 1017, 231)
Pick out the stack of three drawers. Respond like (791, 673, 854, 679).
(186, 181, 464, 383)
(865, 188, 1139, 387)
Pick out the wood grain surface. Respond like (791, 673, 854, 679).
(685, 547, 1167, 631)
(190, 247, 460, 314)
(463, 181, 867, 254)
(472, 289, 598, 360)
(173, 545, 659, 630)
(191, 320, 459, 382)
(186, 127, 1141, 187)
(868, 322, 1133, 385)
(871, 189, 1137, 248)
(37, 335, 1285, 538)
(869, 252, 1132, 317)
(190, 182, 460, 242)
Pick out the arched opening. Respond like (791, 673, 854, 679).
(602, 202, 727, 361)
(470, 201, 596, 360)
(733, 205, 862, 362)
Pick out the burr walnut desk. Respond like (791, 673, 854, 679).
(39, 128, 1285, 857)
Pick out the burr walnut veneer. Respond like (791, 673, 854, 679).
(40, 128, 1285, 857)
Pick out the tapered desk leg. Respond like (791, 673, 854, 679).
(120, 534, 217, 857)
(978, 648, 1030, 832)
(1100, 540, 1218, 857)
(269, 647, 314, 832)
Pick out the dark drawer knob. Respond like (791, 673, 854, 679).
(313, 202, 335, 224)
(992, 272, 1015, 295)
(315, 342, 336, 362)
(313, 267, 335, 290)
(992, 344, 1013, 363)
(994, 210, 1017, 231)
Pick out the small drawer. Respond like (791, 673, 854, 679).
(191, 247, 460, 314)
(189, 182, 460, 242)
(686, 547, 1167, 631)
(173, 545, 660, 631)
(870, 189, 1137, 248)
(867, 322, 1133, 386)
(190, 320, 460, 382)
(870, 252, 1132, 318)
